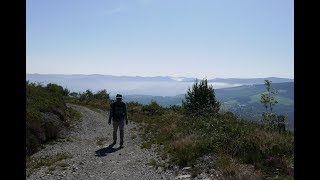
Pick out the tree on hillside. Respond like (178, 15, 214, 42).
(182, 78, 220, 116)
(142, 100, 164, 115)
(260, 80, 278, 113)
(260, 80, 278, 128)
(63, 88, 70, 96)
(46, 83, 64, 95)
(69, 92, 78, 98)
(260, 80, 287, 131)
(93, 89, 110, 100)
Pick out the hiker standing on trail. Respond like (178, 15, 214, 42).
(108, 94, 128, 148)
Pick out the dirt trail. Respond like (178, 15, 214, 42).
(27, 104, 176, 180)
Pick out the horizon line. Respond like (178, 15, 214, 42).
(26, 73, 294, 80)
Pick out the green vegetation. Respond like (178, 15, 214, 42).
(124, 82, 294, 128)
(26, 79, 293, 179)
(182, 78, 220, 116)
(250, 94, 293, 106)
(127, 79, 293, 179)
(260, 80, 289, 132)
(260, 80, 278, 113)
(26, 81, 81, 156)
(26, 81, 110, 155)
(217, 82, 294, 129)
(65, 89, 110, 111)
(131, 134, 137, 139)
(141, 100, 165, 115)
(95, 136, 108, 146)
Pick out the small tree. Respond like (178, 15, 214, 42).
(260, 80, 278, 113)
(69, 92, 78, 98)
(142, 100, 164, 115)
(46, 83, 64, 95)
(277, 114, 288, 133)
(182, 78, 220, 116)
(93, 89, 110, 100)
(85, 89, 94, 101)
(63, 88, 70, 96)
(260, 80, 279, 129)
(79, 92, 87, 102)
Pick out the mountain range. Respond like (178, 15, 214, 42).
(26, 74, 293, 96)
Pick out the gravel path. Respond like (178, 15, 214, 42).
(27, 104, 177, 180)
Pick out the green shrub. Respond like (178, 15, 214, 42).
(127, 102, 143, 114)
(182, 78, 220, 116)
(66, 89, 110, 111)
(46, 83, 64, 96)
(169, 105, 183, 112)
(26, 81, 80, 156)
(142, 100, 164, 115)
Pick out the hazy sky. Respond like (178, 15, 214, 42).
(27, 0, 294, 79)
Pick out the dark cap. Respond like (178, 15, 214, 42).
(116, 94, 122, 99)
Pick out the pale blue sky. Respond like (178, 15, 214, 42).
(27, 0, 294, 79)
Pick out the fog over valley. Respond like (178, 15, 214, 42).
(26, 74, 292, 96)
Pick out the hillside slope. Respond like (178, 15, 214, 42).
(216, 82, 294, 128)
(26, 82, 80, 155)
(123, 82, 294, 128)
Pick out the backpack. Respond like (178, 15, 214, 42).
(113, 102, 125, 120)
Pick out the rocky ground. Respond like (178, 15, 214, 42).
(27, 104, 218, 180)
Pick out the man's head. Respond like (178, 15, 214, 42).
(116, 94, 123, 101)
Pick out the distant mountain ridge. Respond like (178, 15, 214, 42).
(26, 74, 293, 96)
(121, 82, 293, 106)
(207, 77, 293, 84)
(27, 74, 293, 84)
(26, 73, 293, 84)
(27, 74, 177, 82)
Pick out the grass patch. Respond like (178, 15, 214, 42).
(148, 158, 157, 167)
(216, 154, 263, 179)
(146, 158, 166, 169)
(26, 152, 72, 177)
(130, 127, 137, 131)
(48, 166, 56, 171)
(65, 106, 82, 127)
(131, 134, 137, 139)
(96, 137, 108, 146)
(47, 162, 69, 172)
(141, 141, 152, 149)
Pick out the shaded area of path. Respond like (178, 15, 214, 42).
(95, 144, 123, 157)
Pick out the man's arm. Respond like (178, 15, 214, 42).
(108, 103, 113, 124)
(124, 103, 128, 124)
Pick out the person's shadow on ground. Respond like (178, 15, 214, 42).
(95, 144, 122, 157)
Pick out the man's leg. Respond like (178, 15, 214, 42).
(119, 120, 125, 146)
(113, 121, 119, 144)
